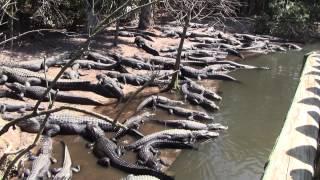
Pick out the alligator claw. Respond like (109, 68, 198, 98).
(72, 165, 81, 173)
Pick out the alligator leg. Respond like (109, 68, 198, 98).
(46, 124, 61, 137)
(97, 157, 111, 167)
(71, 165, 81, 173)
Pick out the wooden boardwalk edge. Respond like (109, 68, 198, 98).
(263, 51, 320, 180)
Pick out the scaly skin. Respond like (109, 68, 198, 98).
(185, 79, 222, 101)
(27, 136, 52, 180)
(151, 119, 227, 131)
(114, 112, 154, 139)
(156, 103, 214, 121)
(136, 95, 184, 112)
(53, 142, 73, 180)
(5, 82, 103, 105)
(85, 125, 173, 180)
(96, 74, 124, 99)
(181, 83, 219, 111)
(125, 129, 219, 150)
(138, 139, 195, 170)
(0, 102, 44, 113)
(121, 174, 160, 180)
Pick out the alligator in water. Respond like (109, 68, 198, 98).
(150, 119, 227, 131)
(125, 129, 219, 150)
(53, 141, 79, 180)
(136, 95, 184, 112)
(113, 112, 154, 140)
(26, 135, 53, 180)
(3, 113, 116, 136)
(181, 83, 219, 111)
(85, 124, 173, 180)
(156, 103, 214, 121)
(137, 139, 195, 170)
(5, 82, 103, 105)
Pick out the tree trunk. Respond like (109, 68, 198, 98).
(138, 0, 153, 30)
(161, 11, 191, 92)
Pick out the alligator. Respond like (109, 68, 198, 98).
(134, 36, 160, 56)
(26, 135, 53, 180)
(56, 59, 122, 70)
(96, 74, 124, 100)
(137, 139, 195, 170)
(0, 52, 70, 71)
(136, 95, 184, 112)
(118, 31, 154, 41)
(150, 119, 227, 131)
(5, 82, 103, 105)
(121, 174, 160, 180)
(3, 113, 116, 136)
(156, 103, 214, 121)
(0, 66, 94, 91)
(53, 141, 79, 180)
(181, 83, 219, 111)
(203, 64, 237, 73)
(104, 71, 150, 86)
(61, 68, 86, 80)
(113, 112, 154, 140)
(85, 124, 173, 180)
(125, 129, 219, 150)
(185, 79, 222, 101)
(180, 66, 239, 81)
(209, 60, 270, 70)
(86, 51, 117, 64)
(0, 103, 44, 113)
(120, 57, 163, 70)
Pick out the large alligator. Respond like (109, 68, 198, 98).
(134, 36, 160, 56)
(125, 129, 219, 150)
(86, 51, 117, 64)
(5, 82, 103, 105)
(0, 103, 44, 113)
(113, 112, 154, 140)
(120, 57, 162, 70)
(56, 59, 122, 70)
(136, 95, 184, 112)
(3, 113, 115, 136)
(53, 141, 79, 180)
(138, 140, 195, 170)
(156, 103, 214, 121)
(85, 125, 173, 180)
(184, 79, 222, 101)
(26, 135, 53, 180)
(0, 66, 94, 91)
(209, 60, 270, 70)
(104, 71, 149, 86)
(181, 83, 219, 111)
(150, 119, 227, 131)
(0, 52, 70, 71)
(96, 74, 124, 100)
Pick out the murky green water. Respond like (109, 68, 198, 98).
(170, 44, 320, 180)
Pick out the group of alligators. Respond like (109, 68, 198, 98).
(0, 29, 302, 180)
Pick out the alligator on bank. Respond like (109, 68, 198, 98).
(0, 102, 45, 113)
(134, 36, 160, 56)
(137, 139, 196, 170)
(125, 129, 219, 150)
(156, 103, 214, 121)
(25, 136, 53, 180)
(184, 78, 222, 101)
(5, 82, 104, 105)
(3, 113, 116, 136)
(181, 83, 220, 111)
(136, 95, 184, 112)
(113, 112, 154, 140)
(53, 141, 80, 180)
(180, 65, 238, 81)
(56, 59, 123, 70)
(96, 74, 125, 100)
(85, 124, 173, 180)
(150, 119, 228, 131)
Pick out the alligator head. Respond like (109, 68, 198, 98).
(85, 124, 105, 141)
(193, 130, 219, 139)
(207, 123, 228, 130)
(5, 82, 26, 94)
(192, 111, 214, 120)
(16, 117, 41, 133)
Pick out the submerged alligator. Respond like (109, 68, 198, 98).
(5, 82, 103, 105)
(3, 113, 115, 136)
(85, 125, 173, 180)
(25, 136, 53, 180)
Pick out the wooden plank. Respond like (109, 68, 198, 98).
(263, 52, 320, 180)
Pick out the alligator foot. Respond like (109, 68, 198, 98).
(86, 142, 95, 149)
(97, 157, 111, 167)
(72, 165, 81, 173)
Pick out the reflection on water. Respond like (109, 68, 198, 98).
(51, 43, 320, 180)
(170, 44, 320, 180)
